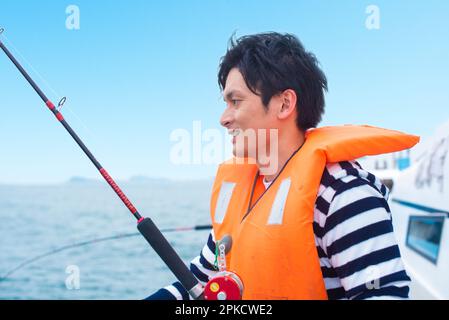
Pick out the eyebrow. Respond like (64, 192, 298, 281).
(223, 90, 244, 101)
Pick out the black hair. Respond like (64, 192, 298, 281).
(218, 32, 328, 131)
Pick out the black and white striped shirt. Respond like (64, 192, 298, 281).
(149, 160, 410, 300)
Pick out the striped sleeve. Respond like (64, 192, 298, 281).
(145, 230, 218, 300)
(320, 176, 411, 300)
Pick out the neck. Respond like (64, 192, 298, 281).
(258, 129, 305, 182)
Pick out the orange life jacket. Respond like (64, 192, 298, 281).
(210, 125, 419, 300)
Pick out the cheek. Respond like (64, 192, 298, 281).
(233, 108, 250, 127)
(237, 107, 266, 128)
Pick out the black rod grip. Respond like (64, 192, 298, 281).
(137, 218, 202, 298)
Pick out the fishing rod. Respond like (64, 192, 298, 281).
(0, 224, 212, 282)
(0, 29, 204, 299)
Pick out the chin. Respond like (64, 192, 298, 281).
(233, 144, 246, 158)
(233, 146, 258, 161)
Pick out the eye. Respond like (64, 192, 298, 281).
(231, 99, 241, 106)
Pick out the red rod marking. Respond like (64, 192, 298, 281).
(56, 112, 64, 122)
(46, 101, 55, 110)
(99, 168, 138, 215)
(45, 101, 64, 121)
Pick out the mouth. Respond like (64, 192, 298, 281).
(228, 129, 241, 144)
(228, 129, 241, 137)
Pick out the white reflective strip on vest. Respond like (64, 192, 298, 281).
(214, 182, 236, 224)
(267, 177, 291, 225)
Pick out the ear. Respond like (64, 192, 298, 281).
(277, 89, 297, 120)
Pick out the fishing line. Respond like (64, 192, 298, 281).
(0, 224, 212, 283)
(0, 28, 204, 299)
(0, 30, 97, 142)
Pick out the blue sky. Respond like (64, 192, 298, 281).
(0, 0, 448, 184)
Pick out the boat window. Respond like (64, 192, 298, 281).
(406, 215, 445, 264)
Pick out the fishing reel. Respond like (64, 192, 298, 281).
(204, 271, 244, 300)
(1, 33, 242, 302)
(203, 235, 244, 300)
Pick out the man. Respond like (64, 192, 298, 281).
(147, 32, 417, 300)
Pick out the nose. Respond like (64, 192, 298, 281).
(220, 106, 234, 128)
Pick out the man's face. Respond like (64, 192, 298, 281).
(220, 68, 279, 159)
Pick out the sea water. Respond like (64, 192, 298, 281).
(0, 178, 213, 299)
